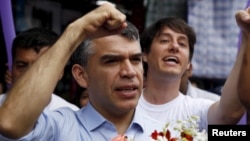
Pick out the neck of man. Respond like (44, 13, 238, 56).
(108, 109, 135, 134)
(143, 74, 181, 104)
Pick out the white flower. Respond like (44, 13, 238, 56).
(150, 116, 208, 141)
(112, 116, 207, 141)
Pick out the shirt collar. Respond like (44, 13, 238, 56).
(76, 102, 145, 133)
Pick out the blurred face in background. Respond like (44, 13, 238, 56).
(12, 47, 49, 84)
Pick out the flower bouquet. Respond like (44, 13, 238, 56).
(150, 116, 208, 141)
(112, 116, 208, 141)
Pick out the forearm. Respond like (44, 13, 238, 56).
(219, 47, 245, 124)
(211, 33, 247, 124)
(0, 15, 89, 139)
(0, 30, 80, 139)
(238, 32, 250, 112)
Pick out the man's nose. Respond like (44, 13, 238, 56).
(168, 41, 179, 53)
(119, 60, 137, 78)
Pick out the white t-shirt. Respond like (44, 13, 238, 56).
(137, 92, 214, 131)
(186, 81, 221, 101)
(0, 93, 79, 111)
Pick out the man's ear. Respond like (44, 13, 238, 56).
(71, 64, 88, 88)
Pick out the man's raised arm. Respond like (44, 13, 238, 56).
(0, 3, 126, 139)
(237, 7, 250, 113)
(207, 8, 250, 125)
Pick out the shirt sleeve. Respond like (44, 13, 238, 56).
(0, 109, 57, 141)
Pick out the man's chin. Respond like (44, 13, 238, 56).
(119, 101, 137, 111)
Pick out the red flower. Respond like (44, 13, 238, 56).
(151, 129, 178, 141)
(181, 132, 193, 141)
(165, 129, 171, 140)
(151, 130, 159, 140)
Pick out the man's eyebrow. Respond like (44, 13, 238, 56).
(130, 53, 143, 58)
(101, 54, 122, 60)
(100, 53, 143, 60)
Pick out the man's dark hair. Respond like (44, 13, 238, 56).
(11, 27, 59, 60)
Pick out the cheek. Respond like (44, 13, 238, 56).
(88, 70, 115, 90)
(11, 73, 19, 83)
(150, 46, 163, 56)
(12, 69, 20, 79)
(180, 49, 190, 62)
(184, 48, 190, 58)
